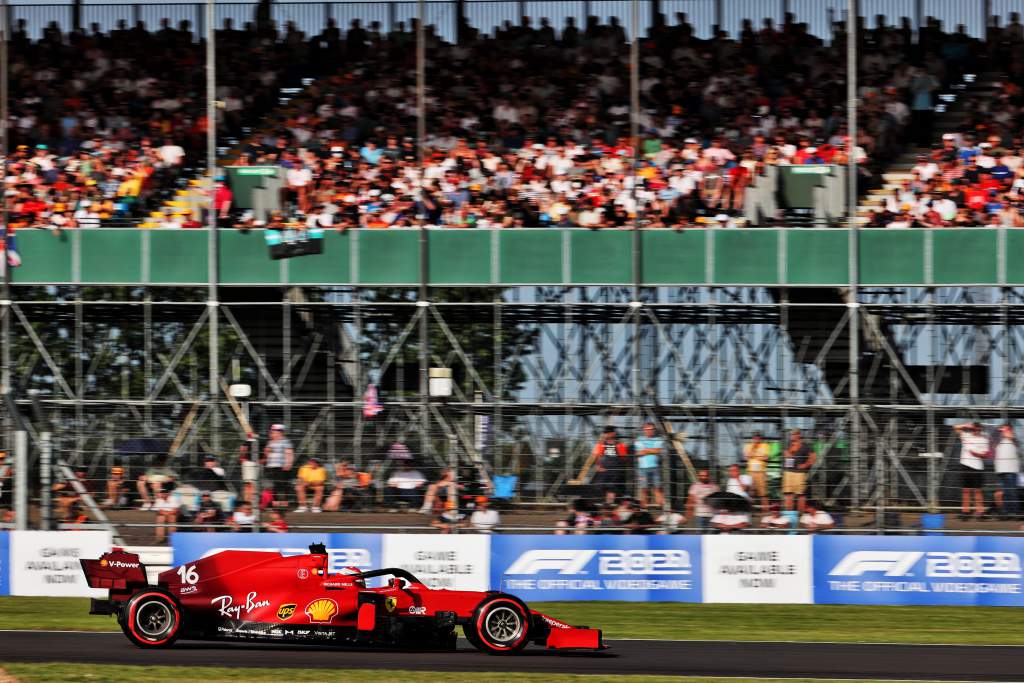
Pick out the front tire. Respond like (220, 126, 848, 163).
(120, 589, 182, 648)
(467, 595, 531, 655)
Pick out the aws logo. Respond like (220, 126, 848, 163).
(277, 603, 297, 620)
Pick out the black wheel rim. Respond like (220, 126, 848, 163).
(136, 600, 173, 638)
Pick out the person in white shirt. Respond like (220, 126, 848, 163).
(760, 503, 791, 530)
(385, 463, 426, 511)
(725, 464, 753, 498)
(152, 490, 180, 542)
(469, 496, 501, 533)
(799, 501, 835, 532)
(157, 139, 185, 166)
(954, 422, 991, 518)
(710, 511, 750, 533)
(994, 424, 1020, 519)
(230, 501, 256, 530)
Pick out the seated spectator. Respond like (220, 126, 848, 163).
(417, 468, 455, 514)
(555, 499, 595, 534)
(711, 509, 751, 533)
(799, 501, 835, 532)
(229, 500, 256, 531)
(0, 452, 9, 508)
(656, 509, 687, 533)
(384, 462, 426, 511)
(760, 503, 792, 530)
(294, 457, 327, 513)
(625, 500, 658, 534)
(137, 457, 174, 511)
(431, 499, 465, 533)
(102, 465, 127, 509)
(468, 496, 500, 533)
(152, 489, 180, 542)
(263, 509, 289, 533)
(324, 460, 365, 511)
(193, 490, 224, 532)
(53, 468, 90, 522)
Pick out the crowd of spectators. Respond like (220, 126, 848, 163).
(5, 11, 987, 232)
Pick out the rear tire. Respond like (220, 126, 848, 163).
(120, 588, 182, 648)
(467, 595, 531, 655)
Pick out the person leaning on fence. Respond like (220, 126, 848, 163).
(954, 422, 991, 520)
(782, 429, 816, 513)
(103, 465, 127, 509)
(760, 502, 791, 531)
(799, 500, 835, 532)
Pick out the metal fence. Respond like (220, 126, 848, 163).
(8, 0, 1021, 42)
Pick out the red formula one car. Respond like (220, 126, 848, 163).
(81, 543, 605, 655)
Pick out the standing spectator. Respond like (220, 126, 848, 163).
(725, 464, 753, 498)
(634, 422, 665, 508)
(229, 500, 256, 531)
(294, 457, 327, 513)
(591, 426, 629, 505)
(743, 432, 770, 510)
(263, 509, 289, 533)
(994, 424, 1019, 520)
(152, 489, 180, 542)
(760, 503, 791, 530)
(384, 462, 427, 510)
(193, 491, 224, 531)
(954, 422, 990, 519)
(196, 455, 231, 511)
(685, 469, 719, 531)
(239, 443, 260, 504)
(468, 496, 501, 533)
(263, 424, 294, 506)
(799, 500, 835, 532)
(909, 67, 940, 146)
(782, 429, 816, 512)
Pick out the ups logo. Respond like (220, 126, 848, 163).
(277, 603, 297, 620)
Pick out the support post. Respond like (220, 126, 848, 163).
(846, 0, 862, 515)
(40, 429, 52, 530)
(417, 0, 430, 469)
(1, 0, 10, 464)
(206, 0, 221, 471)
(14, 429, 26, 530)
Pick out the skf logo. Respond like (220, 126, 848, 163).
(505, 549, 691, 576)
(304, 598, 338, 623)
(830, 551, 1023, 579)
(384, 597, 397, 613)
(277, 603, 297, 620)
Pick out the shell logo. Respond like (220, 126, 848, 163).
(100, 559, 108, 567)
(304, 598, 338, 624)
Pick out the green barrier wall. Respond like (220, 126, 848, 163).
(8, 228, 1021, 287)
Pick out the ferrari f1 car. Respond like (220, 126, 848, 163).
(81, 543, 605, 654)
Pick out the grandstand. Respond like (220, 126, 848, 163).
(3, 0, 1024, 541)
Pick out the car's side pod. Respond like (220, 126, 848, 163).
(80, 548, 149, 615)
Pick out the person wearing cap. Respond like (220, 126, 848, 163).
(263, 424, 294, 506)
(954, 422, 991, 519)
(193, 490, 225, 532)
(295, 457, 327, 513)
(468, 496, 501, 533)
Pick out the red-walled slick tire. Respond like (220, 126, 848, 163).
(468, 595, 531, 655)
(120, 589, 182, 648)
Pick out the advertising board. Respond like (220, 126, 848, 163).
(491, 534, 702, 602)
(382, 534, 490, 590)
(9, 530, 112, 597)
(702, 535, 813, 603)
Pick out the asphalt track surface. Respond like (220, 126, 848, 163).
(0, 630, 1021, 681)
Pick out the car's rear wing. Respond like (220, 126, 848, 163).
(80, 548, 149, 613)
